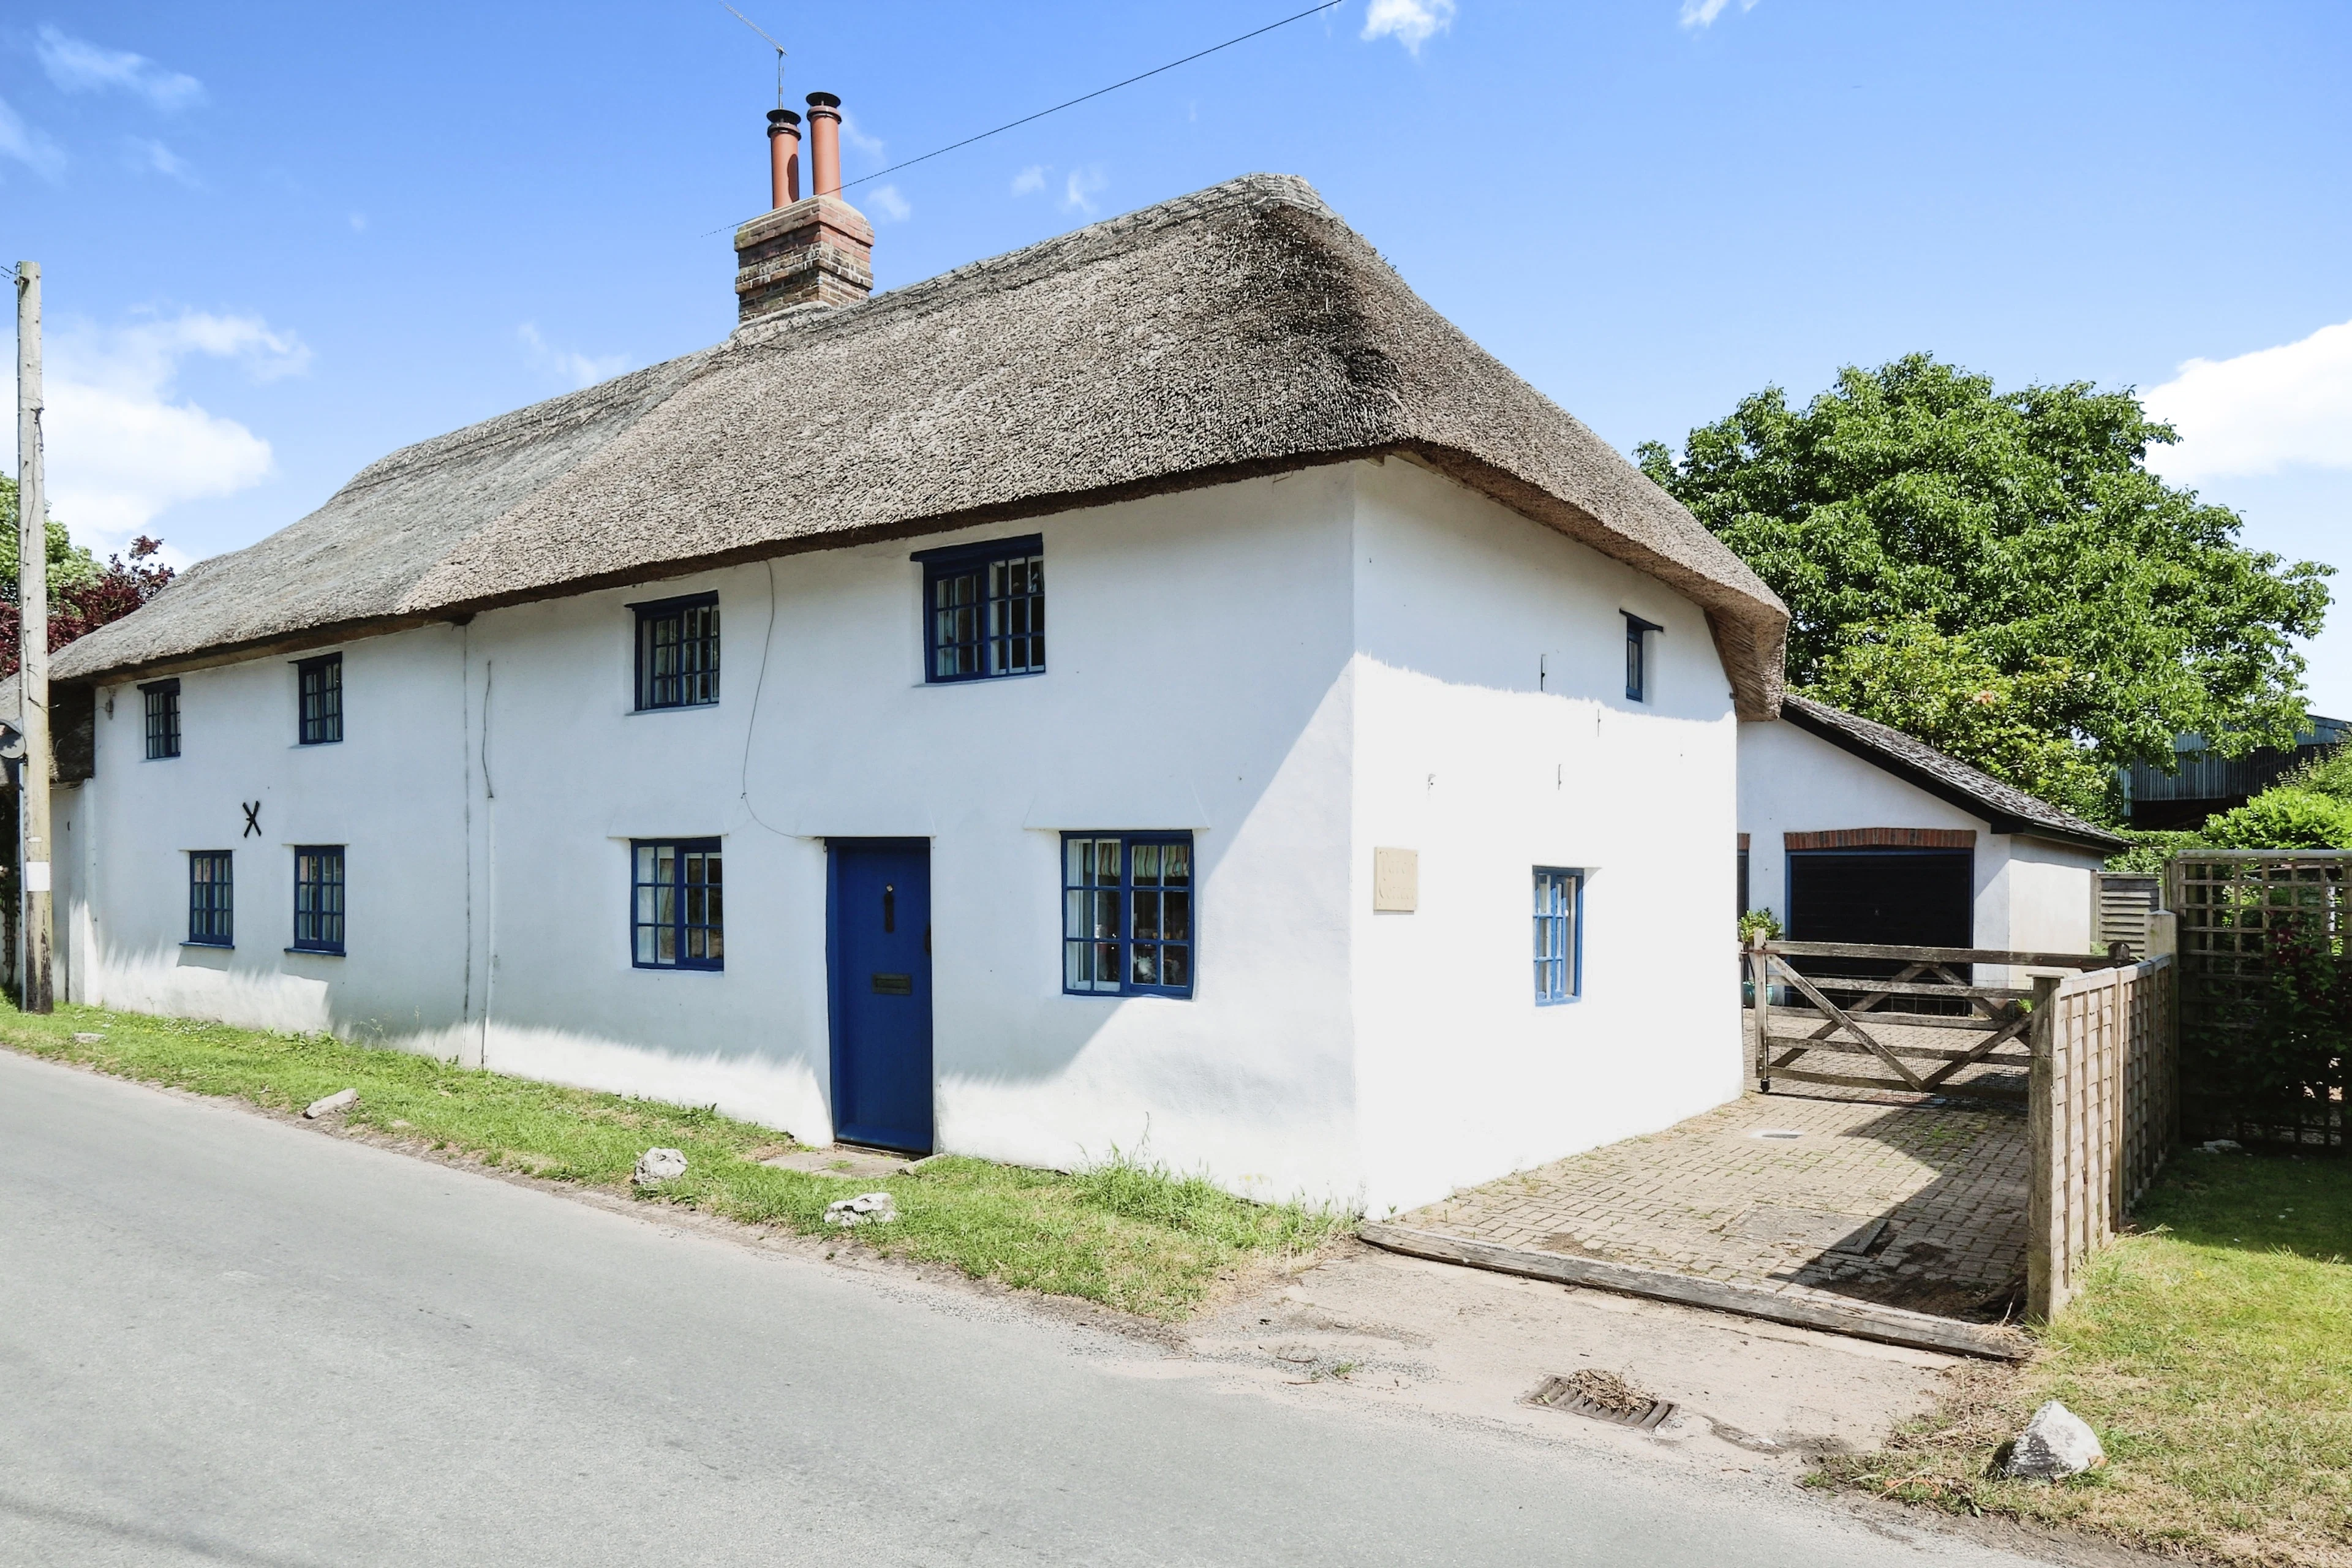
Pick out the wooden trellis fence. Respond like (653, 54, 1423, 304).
(2026, 957, 2177, 1319)
(2169, 851, 2350, 1150)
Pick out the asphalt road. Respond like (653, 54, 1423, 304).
(1, 1050, 2062, 1567)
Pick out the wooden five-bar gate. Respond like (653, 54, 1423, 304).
(1744, 937, 2179, 1321)
(1744, 940, 2124, 1101)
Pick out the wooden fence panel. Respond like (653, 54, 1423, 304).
(2027, 956, 2176, 1320)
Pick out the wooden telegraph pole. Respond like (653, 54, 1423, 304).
(15, 260, 53, 1012)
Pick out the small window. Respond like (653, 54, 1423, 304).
(187, 850, 232, 946)
(293, 845, 345, 954)
(915, 535, 1044, 682)
(1063, 832, 1193, 998)
(633, 593, 720, 710)
(142, 679, 181, 760)
(1534, 867, 1582, 1003)
(1623, 614, 1662, 703)
(633, 839, 723, 969)
(297, 655, 342, 744)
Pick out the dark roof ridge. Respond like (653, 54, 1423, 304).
(1777, 693, 2127, 853)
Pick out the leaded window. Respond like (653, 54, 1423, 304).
(297, 654, 342, 744)
(1063, 833, 1193, 998)
(916, 535, 1044, 682)
(634, 593, 720, 710)
(188, 850, 232, 946)
(142, 679, 181, 760)
(293, 846, 345, 954)
(1535, 867, 1581, 1004)
(633, 839, 723, 970)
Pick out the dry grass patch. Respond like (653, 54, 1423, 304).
(1, 1003, 1351, 1321)
(1815, 1153, 2352, 1566)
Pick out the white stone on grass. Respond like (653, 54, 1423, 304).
(1999, 1400, 2105, 1479)
(825, 1191, 898, 1227)
(304, 1088, 360, 1119)
(634, 1147, 689, 1185)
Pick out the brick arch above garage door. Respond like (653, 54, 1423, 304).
(1785, 827, 1977, 852)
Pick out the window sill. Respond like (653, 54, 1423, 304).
(625, 703, 722, 717)
(919, 670, 1047, 688)
(181, 940, 233, 950)
(631, 963, 726, 973)
(294, 740, 343, 748)
(1062, 990, 1193, 1001)
(285, 946, 346, 958)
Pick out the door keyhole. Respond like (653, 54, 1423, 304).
(883, 885, 895, 934)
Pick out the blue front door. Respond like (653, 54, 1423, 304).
(827, 840, 934, 1153)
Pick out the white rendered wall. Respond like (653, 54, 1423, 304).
(66, 458, 1755, 1212)
(72, 630, 473, 1034)
(1348, 459, 1744, 1218)
(68, 469, 1365, 1204)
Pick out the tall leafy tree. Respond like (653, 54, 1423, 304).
(1637, 354, 2331, 816)
(0, 472, 175, 677)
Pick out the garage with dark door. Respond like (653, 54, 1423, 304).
(1785, 847, 1974, 951)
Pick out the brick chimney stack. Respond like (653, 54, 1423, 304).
(734, 91, 873, 320)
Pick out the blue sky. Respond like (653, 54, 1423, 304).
(7, 1, 2350, 711)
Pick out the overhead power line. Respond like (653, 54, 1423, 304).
(837, 0, 1347, 192)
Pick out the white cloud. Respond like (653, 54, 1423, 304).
(0, 94, 67, 180)
(1679, 0, 1759, 28)
(1011, 164, 1047, 197)
(838, 112, 884, 160)
(1061, 167, 1107, 216)
(41, 310, 306, 548)
(1362, 0, 1455, 52)
(867, 183, 911, 223)
(36, 26, 205, 110)
(2143, 318, 2352, 483)
(518, 323, 628, 391)
(126, 137, 197, 184)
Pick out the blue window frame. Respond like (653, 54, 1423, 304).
(1534, 867, 1582, 1003)
(297, 655, 342, 744)
(631, 592, 720, 710)
(187, 850, 232, 946)
(1063, 832, 1193, 998)
(914, 535, 1044, 682)
(292, 845, 345, 954)
(1623, 614, 1662, 703)
(633, 839, 723, 970)
(142, 679, 181, 760)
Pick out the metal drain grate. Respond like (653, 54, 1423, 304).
(1526, 1375, 1678, 1431)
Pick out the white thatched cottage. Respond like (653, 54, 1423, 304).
(44, 126, 1788, 1212)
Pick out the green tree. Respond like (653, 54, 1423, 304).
(1637, 355, 2332, 805)
(0, 471, 103, 599)
(2201, 788, 2352, 851)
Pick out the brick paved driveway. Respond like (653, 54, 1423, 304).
(1400, 1091, 2027, 1322)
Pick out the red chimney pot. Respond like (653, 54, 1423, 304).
(766, 108, 802, 208)
(804, 91, 843, 197)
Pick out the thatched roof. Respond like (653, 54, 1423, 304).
(1779, 695, 2127, 853)
(55, 174, 1789, 715)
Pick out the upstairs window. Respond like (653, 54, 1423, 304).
(915, 535, 1044, 682)
(633, 839, 723, 970)
(297, 654, 342, 744)
(1063, 832, 1193, 998)
(1623, 614, 1662, 703)
(293, 846, 345, 954)
(142, 679, 181, 760)
(1534, 867, 1582, 1004)
(633, 593, 720, 710)
(187, 850, 232, 946)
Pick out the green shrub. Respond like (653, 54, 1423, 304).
(2200, 787, 2352, 850)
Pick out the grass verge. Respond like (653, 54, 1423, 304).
(0, 1002, 1352, 1320)
(1814, 1152, 2352, 1566)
